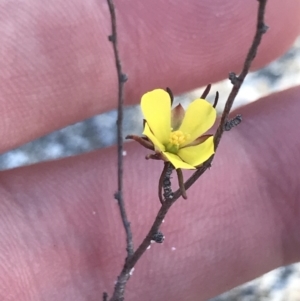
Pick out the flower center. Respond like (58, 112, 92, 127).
(166, 130, 190, 154)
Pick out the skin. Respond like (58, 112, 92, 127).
(0, 0, 300, 300)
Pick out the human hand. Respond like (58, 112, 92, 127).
(0, 1, 300, 300)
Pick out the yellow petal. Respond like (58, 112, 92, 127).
(141, 89, 171, 145)
(179, 99, 216, 146)
(178, 136, 214, 167)
(163, 152, 196, 170)
(143, 122, 165, 152)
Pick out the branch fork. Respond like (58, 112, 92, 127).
(105, 0, 269, 300)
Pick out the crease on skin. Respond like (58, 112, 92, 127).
(0, 183, 39, 300)
(0, 172, 108, 300)
(255, 156, 300, 264)
(234, 94, 300, 264)
(0, 1, 300, 155)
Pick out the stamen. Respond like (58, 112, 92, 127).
(166, 131, 189, 153)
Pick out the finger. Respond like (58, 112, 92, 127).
(0, 86, 300, 300)
(0, 0, 300, 152)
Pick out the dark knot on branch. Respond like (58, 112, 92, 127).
(224, 114, 242, 131)
(228, 72, 242, 85)
(152, 231, 165, 243)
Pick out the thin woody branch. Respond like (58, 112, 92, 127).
(106, 0, 134, 259)
(130, 1, 270, 275)
(177, 0, 269, 195)
(214, 0, 269, 150)
(132, 0, 269, 275)
(106, 1, 134, 300)
(107, 0, 269, 300)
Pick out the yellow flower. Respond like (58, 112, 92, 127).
(141, 89, 216, 169)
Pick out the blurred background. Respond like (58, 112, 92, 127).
(1, 34, 299, 301)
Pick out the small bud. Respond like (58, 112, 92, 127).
(108, 35, 115, 42)
(228, 72, 239, 85)
(259, 23, 269, 34)
(152, 231, 165, 243)
(120, 73, 128, 83)
(224, 114, 242, 131)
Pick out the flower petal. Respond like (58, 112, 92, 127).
(183, 134, 212, 147)
(178, 136, 214, 167)
(143, 122, 165, 152)
(171, 104, 185, 130)
(141, 89, 171, 144)
(163, 152, 196, 170)
(179, 99, 216, 146)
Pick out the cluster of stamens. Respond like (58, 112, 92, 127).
(166, 130, 190, 153)
(169, 131, 189, 146)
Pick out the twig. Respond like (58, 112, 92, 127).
(115, 200, 173, 270)
(131, 0, 270, 276)
(108, 0, 268, 300)
(176, 0, 269, 194)
(136, 0, 269, 275)
(107, 0, 134, 257)
(214, 0, 268, 150)
(106, 1, 134, 300)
